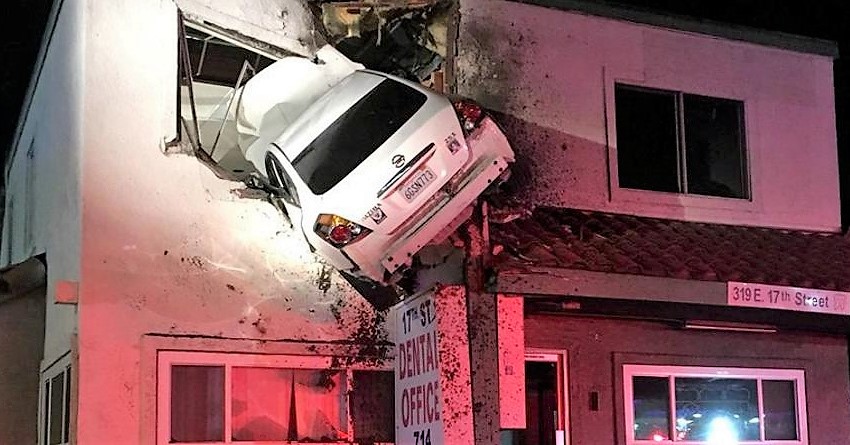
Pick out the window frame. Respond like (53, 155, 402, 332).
(622, 364, 808, 445)
(39, 353, 73, 445)
(156, 351, 393, 445)
(614, 83, 750, 199)
(175, 13, 276, 165)
(607, 79, 756, 212)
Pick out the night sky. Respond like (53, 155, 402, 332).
(1, 0, 849, 224)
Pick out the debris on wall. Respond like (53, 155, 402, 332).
(172, 0, 521, 312)
(320, 1, 450, 84)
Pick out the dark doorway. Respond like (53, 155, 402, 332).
(517, 361, 559, 445)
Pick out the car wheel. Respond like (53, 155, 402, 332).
(338, 270, 401, 312)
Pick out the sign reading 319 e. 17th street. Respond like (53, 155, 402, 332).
(396, 291, 443, 445)
(727, 282, 850, 315)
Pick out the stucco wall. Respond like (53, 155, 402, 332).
(1, 0, 83, 366)
(0, 289, 46, 444)
(525, 315, 850, 444)
(456, 0, 840, 232)
(74, 0, 390, 443)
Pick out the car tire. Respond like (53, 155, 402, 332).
(338, 270, 401, 312)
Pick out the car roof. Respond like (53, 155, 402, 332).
(272, 70, 389, 163)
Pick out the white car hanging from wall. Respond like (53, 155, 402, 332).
(176, 0, 515, 309)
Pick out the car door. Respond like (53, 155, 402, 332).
(265, 152, 303, 229)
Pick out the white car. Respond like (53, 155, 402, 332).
(245, 69, 514, 285)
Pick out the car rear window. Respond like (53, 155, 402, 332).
(292, 78, 428, 195)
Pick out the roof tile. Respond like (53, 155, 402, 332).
(491, 207, 850, 292)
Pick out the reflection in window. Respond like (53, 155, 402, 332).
(231, 367, 345, 442)
(231, 367, 294, 441)
(675, 378, 759, 442)
(633, 377, 670, 441)
(624, 366, 806, 444)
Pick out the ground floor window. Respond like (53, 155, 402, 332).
(623, 365, 807, 444)
(40, 354, 72, 445)
(157, 351, 393, 444)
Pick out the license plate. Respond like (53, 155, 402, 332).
(401, 167, 437, 203)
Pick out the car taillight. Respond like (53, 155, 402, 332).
(452, 99, 484, 134)
(314, 214, 371, 248)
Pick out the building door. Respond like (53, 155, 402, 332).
(518, 351, 569, 445)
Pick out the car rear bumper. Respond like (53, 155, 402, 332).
(342, 117, 514, 283)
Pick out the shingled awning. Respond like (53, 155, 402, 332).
(490, 206, 850, 293)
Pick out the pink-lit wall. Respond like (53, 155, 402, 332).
(456, 0, 840, 232)
(525, 315, 850, 444)
(67, 1, 390, 443)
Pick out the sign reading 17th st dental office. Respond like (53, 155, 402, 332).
(396, 291, 443, 445)
(727, 281, 850, 315)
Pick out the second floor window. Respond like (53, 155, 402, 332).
(614, 84, 749, 199)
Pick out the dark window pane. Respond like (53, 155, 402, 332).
(293, 79, 427, 194)
(171, 365, 225, 442)
(684, 94, 747, 198)
(185, 28, 274, 86)
(633, 376, 670, 440)
(351, 371, 395, 443)
(763, 380, 798, 440)
(49, 374, 64, 445)
(674, 377, 759, 442)
(43, 380, 50, 445)
(63, 368, 71, 443)
(615, 86, 680, 193)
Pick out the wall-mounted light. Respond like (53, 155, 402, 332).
(682, 320, 777, 334)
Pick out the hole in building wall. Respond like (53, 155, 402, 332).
(173, 2, 513, 310)
(176, 1, 450, 183)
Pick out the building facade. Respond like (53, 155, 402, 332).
(1, 0, 847, 444)
(1, 1, 399, 444)
(452, 1, 850, 444)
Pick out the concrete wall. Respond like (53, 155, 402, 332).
(1, 0, 83, 368)
(0, 288, 46, 444)
(456, 0, 840, 232)
(74, 0, 391, 443)
(526, 315, 850, 444)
